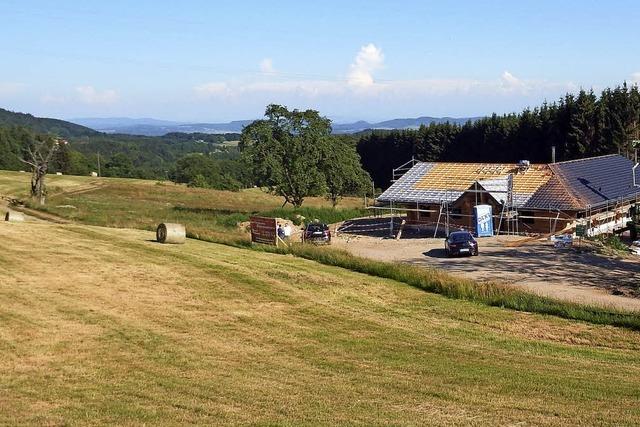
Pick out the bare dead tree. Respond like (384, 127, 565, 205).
(20, 139, 60, 205)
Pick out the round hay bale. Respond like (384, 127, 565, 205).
(156, 223, 186, 244)
(5, 211, 25, 222)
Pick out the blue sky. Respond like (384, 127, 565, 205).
(1, 0, 639, 122)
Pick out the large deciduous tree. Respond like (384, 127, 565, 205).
(240, 105, 330, 207)
(322, 137, 371, 207)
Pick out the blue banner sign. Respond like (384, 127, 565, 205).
(474, 204, 494, 237)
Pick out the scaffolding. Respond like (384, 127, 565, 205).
(369, 184, 577, 237)
(391, 157, 418, 182)
(368, 158, 640, 238)
(577, 192, 640, 237)
(495, 174, 519, 236)
(433, 195, 450, 237)
(367, 201, 577, 236)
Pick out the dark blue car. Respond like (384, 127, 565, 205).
(445, 231, 478, 257)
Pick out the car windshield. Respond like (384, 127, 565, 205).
(307, 224, 327, 232)
(449, 232, 473, 243)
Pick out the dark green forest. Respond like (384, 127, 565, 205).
(358, 84, 640, 188)
(2, 83, 640, 192)
(0, 107, 97, 138)
(0, 119, 245, 189)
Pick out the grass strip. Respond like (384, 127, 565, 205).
(188, 229, 640, 331)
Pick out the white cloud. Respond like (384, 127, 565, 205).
(347, 43, 384, 88)
(259, 58, 275, 74)
(631, 72, 640, 85)
(75, 85, 119, 105)
(193, 73, 573, 103)
(244, 80, 343, 96)
(193, 44, 575, 109)
(500, 71, 528, 94)
(194, 79, 344, 100)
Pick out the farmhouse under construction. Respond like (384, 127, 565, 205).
(376, 154, 640, 236)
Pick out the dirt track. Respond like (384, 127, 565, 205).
(334, 227, 640, 312)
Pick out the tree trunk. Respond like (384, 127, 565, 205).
(21, 139, 59, 206)
(293, 196, 304, 207)
(31, 165, 47, 205)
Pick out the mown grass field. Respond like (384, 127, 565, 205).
(1, 221, 640, 425)
(0, 170, 366, 238)
(3, 170, 640, 424)
(6, 170, 639, 328)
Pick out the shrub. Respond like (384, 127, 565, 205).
(188, 174, 209, 188)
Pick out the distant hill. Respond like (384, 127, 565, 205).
(70, 117, 255, 136)
(70, 117, 184, 130)
(332, 116, 480, 133)
(70, 116, 480, 136)
(0, 108, 481, 138)
(0, 108, 98, 138)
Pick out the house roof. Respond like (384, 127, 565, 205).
(550, 154, 638, 208)
(377, 154, 639, 210)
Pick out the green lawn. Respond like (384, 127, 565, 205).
(1, 221, 639, 425)
(0, 170, 367, 239)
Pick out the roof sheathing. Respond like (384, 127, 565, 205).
(377, 155, 639, 210)
(379, 161, 553, 207)
(377, 162, 453, 204)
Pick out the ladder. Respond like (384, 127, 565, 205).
(497, 202, 507, 236)
(550, 209, 560, 235)
(434, 199, 450, 238)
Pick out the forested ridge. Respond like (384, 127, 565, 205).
(358, 84, 640, 188)
(0, 107, 97, 137)
(2, 83, 640, 192)
(0, 121, 244, 188)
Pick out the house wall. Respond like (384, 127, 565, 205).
(512, 210, 573, 234)
(405, 203, 437, 224)
(402, 191, 576, 234)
